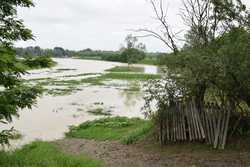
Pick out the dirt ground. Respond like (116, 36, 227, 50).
(55, 138, 250, 167)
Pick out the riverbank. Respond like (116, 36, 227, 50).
(1, 114, 250, 167)
(58, 116, 250, 167)
(55, 137, 250, 167)
(1, 134, 249, 167)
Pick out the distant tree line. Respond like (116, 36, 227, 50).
(15, 44, 164, 65)
(15, 46, 125, 61)
(77, 49, 122, 61)
(15, 46, 76, 58)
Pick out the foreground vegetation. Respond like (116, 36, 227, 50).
(0, 0, 43, 145)
(66, 117, 152, 145)
(0, 141, 103, 167)
(141, 0, 250, 149)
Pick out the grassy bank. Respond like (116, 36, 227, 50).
(106, 66, 144, 73)
(66, 117, 153, 145)
(0, 141, 103, 167)
(138, 57, 158, 65)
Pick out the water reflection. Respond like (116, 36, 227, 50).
(119, 81, 143, 108)
(144, 66, 158, 74)
(142, 65, 163, 74)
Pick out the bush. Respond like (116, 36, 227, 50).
(23, 55, 56, 69)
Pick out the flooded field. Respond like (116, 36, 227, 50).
(1, 58, 159, 148)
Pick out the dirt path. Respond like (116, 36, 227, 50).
(55, 138, 250, 167)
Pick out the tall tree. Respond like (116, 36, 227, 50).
(141, 0, 249, 107)
(0, 0, 41, 145)
(120, 34, 146, 65)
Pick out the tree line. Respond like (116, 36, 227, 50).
(15, 35, 165, 65)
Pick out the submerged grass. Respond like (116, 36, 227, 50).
(9, 130, 23, 140)
(62, 73, 100, 78)
(29, 70, 160, 87)
(66, 117, 152, 144)
(106, 66, 144, 73)
(80, 77, 104, 85)
(0, 141, 103, 167)
(56, 68, 77, 72)
(87, 108, 111, 116)
(49, 72, 161, 87)
(46, 87, 82, 96)
(26, 67, 161, 96)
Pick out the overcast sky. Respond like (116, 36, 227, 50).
(15, 0, 250, 52)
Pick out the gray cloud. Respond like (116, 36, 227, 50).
(15, 0, 250, 52)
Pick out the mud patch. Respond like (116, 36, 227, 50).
(55, 138, 250, 167)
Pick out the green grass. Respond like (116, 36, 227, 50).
(121, 122, 153, 145)
(106, 66, 144, 73)
(101, 72, 161, 80)
(0, 141, 103, 167)
(138, 57, 158, 65)
(66, 117, 152, 144)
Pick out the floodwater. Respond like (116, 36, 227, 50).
(1, 58, 158, 149)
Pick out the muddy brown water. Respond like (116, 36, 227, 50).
(0, 58, 158, 149)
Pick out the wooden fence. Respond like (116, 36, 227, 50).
(157, 102, 232, 149)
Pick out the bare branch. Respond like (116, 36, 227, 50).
(134, 28, 174, 50)
(136, 0, 179, 54)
